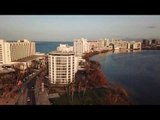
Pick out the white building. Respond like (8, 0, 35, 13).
(35, 52, 45, 56)
(127, 42, 131, 49)
(104, 38, 110, 47)
(120, 41, 128, 49)
(97, 39, 105, 48)
(133, 41, 142, 50)
(87, 41, 98, 52)
(0, 40, 11, 65)
(57, 44, 73, 52)
(0, 39, 35, 65)
(48, 51, 78, 84)
(74, 38, 89, 56)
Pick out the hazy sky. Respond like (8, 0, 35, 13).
(0, 15, 160, 41)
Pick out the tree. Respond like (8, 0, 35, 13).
(78, 82, 81, 97)
(70, 84, 75, 102)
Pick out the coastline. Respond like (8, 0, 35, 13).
(51, 49, 131, 105)
(81, 50, 131, 105)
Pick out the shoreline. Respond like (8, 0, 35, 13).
(81, 50, 131, 105)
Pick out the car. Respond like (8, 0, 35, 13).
(27, 97, 31, 102)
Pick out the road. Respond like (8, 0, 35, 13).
(26, 78, 36, 105)
(25, 67, 47, 105)
(15, 66, 47, 105)
(25, 69, 44, 105)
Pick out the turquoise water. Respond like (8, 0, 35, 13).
(91, 50, 160, 105)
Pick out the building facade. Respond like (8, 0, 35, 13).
(0, 40, 11, 65)
(48, 51, 78, 84)
(142, 39, 150, 47)
(0, 39, 35, 65)
(87, 41, 98, 52)
(133, 41, 142, 50)
(74, 38, 89, 56)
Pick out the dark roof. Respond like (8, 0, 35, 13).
(13, 55, 44, 62)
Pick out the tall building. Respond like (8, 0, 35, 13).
(151, 39, 158, 46)
(0, 39, 35, 65)
(133, 42, 142, 50)
(120, 41, 128, 49)
(97, 39, 105, 48)
(142, 39, 150, 47)
(127, 42, 131, 49)
(104, 38, 110, 46)
(48, 51, 78, 84)
(74, 38, 88, 56)
(87, 41, 98, 52)
(130, 41, 142, 50)
(0, 40, 11, 65)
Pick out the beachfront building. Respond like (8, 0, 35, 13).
(130, 41, 142, 50)
(74, 38, 89, 56)
(105, 39, 142, 50)
(57, 44, 73, 52)
(0, 39, 36, 65)
(133, 41, 142, 50)
(87, 40, 99, 52)
(127, 42, 131, 49)
(48, 51, 78, 84)
(104, 38, 110, 47)
(97, 39, 111, 51)
(97, 39, 105, 48)
(10, 39, 36, 61)
(0, 40, 11, 65)
(142, 39, 150, 48)
(120, 41, 128, 49)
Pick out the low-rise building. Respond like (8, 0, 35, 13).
(57, 44, 73, 52)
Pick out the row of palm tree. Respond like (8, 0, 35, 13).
(66, 80, 88, 102)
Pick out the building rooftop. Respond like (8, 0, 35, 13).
(88, 41, 97, 42)
(0, 68, 15, 74)
(49, 51, 74, 55)
(48, 93, 60, 99)
(13, 55, 45, 62)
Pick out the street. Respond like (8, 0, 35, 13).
(25, 66, 47, 105)
(15, 65, 47, 105)
(26, 78, 36, 105)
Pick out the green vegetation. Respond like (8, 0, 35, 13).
(48, 51, 130, 105)
(50, 89, 100, 105)
(50, 87, 130, 105)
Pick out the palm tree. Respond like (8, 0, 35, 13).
(83, 80, 88, 96)
(78, 82, 81, 97)
(70, 83, 75, 102)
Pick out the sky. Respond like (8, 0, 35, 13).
(0, 15, 160, 41)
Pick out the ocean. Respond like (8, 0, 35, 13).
(35, 41, 73, 54)
(91, 50, 160, 105)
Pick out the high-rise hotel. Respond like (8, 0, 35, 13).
(0, 39, 35, 65)
(48, 51, 78, 84)
(74, 38, 89, 57)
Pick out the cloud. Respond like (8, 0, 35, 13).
(146, 26, 156, 29)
